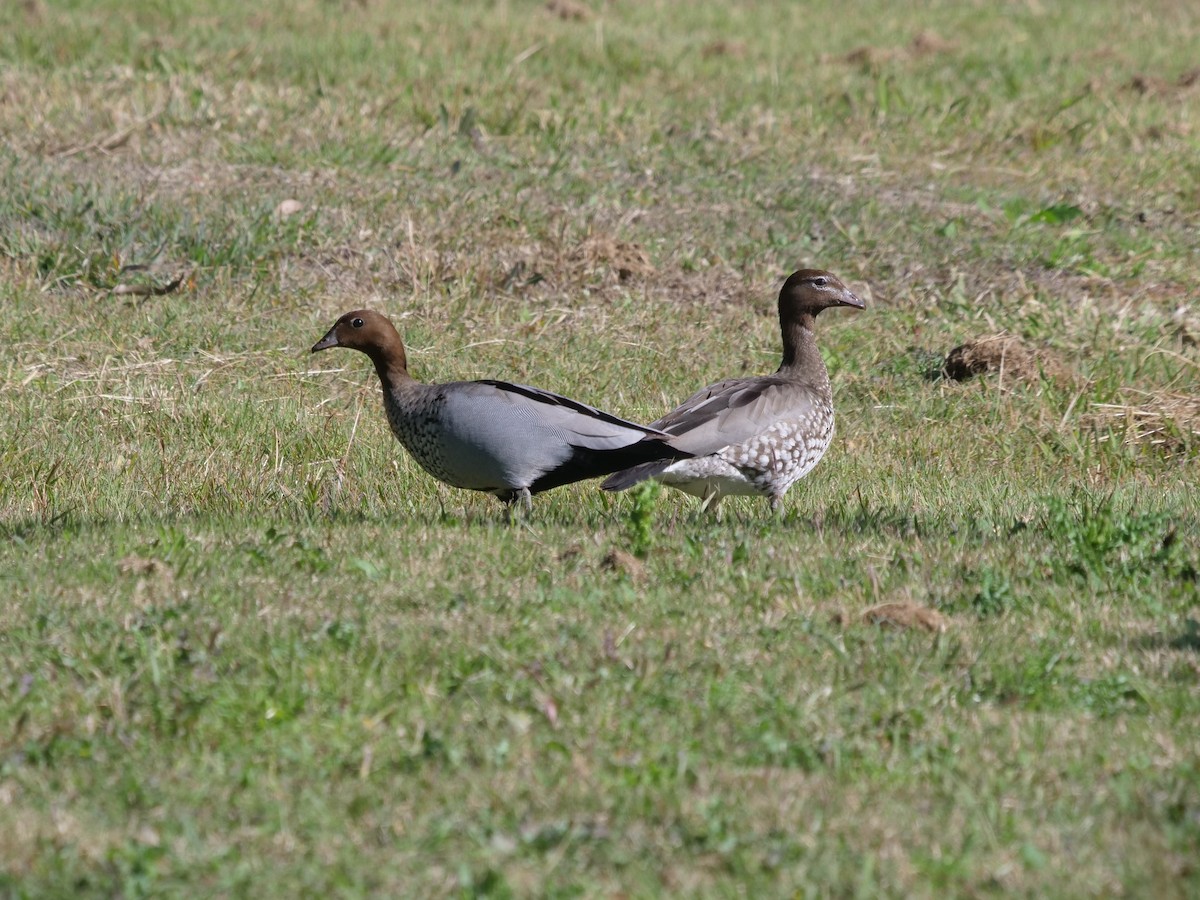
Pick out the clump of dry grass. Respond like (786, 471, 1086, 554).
(564, 233, 655, 283)
(942, 333, 1071, 387)
(1086, 391, 1200, 457)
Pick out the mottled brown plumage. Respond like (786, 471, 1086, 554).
(601, 269, 864, 512)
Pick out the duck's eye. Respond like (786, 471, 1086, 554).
(351, 317, 365, 328)
(812, 276, 828, 287)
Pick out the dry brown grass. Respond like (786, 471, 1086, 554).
(942, 333, 1073, 387)
(862, 602, 950, 633)
(1087, 390, 1200, 457)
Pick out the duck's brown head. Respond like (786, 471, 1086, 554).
(778, 269, 865, 321)
(311, 309, 398, 353)
(312, 309, 409, 381)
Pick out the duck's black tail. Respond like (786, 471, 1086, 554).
(599, 458, 676, 493)
(530, 440, 686, 496)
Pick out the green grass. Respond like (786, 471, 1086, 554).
(2, 0, 1199, 895)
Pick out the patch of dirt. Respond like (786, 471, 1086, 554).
(117, 555, 176, 608)
(565, 233, 655, 283)
(942, 333, 1069, 386)
(601, 547, 646, 581)
(702, 40, 747, 60)
(1128, 68, 1200, 96)
(837, 30, 956, 68)
(909, 30, 956, 57)
(18, 0, 45, 21)
(492, 227, 667, 297)
(647, 265, 752, 311)
(841, 45, 901, 68)
(556, 542, 584, 562)
(545, 0, 591, 21)
(117, 555, 169, 576)
(862, 602, 949, 633)
(1084, 391, 1200, 457)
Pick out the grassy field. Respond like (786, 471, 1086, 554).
(2, 0, 1199, 895)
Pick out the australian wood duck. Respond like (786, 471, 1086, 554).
(312, 310, 692, 511)
(601, 269, 864, 512)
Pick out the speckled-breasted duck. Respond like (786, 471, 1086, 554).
(601, 269, 865, 512)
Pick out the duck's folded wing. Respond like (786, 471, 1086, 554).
(651, 376, 817, 455)
(474, 380, 673, 448)
(445, 380, 690, 494)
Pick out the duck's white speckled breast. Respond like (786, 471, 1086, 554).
(660, 407, 834, 500)
(724, 407, 835, 493)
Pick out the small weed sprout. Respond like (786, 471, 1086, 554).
(626, 481, 662, 558)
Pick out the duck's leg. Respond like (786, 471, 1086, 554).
(500, 487, 533, 522)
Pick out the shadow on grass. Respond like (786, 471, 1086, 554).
(0, 497, 644, 544)
(1134, 619, 1200, 654)
(0, 506, 433, 544)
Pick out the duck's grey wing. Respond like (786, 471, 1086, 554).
(438, 381, 689, 495)
(476, 381, 676, 446)
(602, 376, 817, 492)
(650, 376, 816, 455)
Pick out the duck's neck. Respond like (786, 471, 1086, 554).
(779, 312, 822, 376)
(368, 341, 414, 393)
